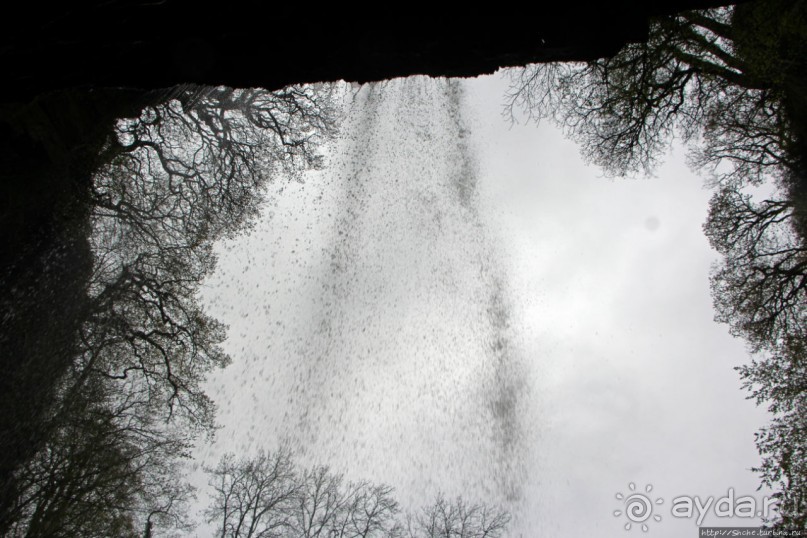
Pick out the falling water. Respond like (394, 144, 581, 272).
(198, 76, 533, 525)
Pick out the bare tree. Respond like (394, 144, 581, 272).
(404, 494, 510, 538)
(293, 470, 401, 538)
(205, 450, 402, 538)
(704, 184, 806, 349)
(205, 449, 299, 538)
(293, 465, 346, 538)
(337, 482, 401, 538)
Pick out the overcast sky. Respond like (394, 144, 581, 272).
(192, 72, 772, 537)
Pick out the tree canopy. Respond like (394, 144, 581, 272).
(1, 83, 338, 537)
(506, 0, 806, 529)
(505, 4, 802, 182)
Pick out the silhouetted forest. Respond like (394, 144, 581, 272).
(1, 85, 338, 536)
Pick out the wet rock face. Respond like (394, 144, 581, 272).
(2, 1, 735, 102)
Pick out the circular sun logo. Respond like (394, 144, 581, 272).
(613, 482, 664, 532)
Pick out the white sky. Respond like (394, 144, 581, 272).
(192, 72, 773, 537)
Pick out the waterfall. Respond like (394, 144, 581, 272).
(199, 76, 532, 523)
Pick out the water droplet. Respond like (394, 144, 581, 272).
(644, 216, 661, 231)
